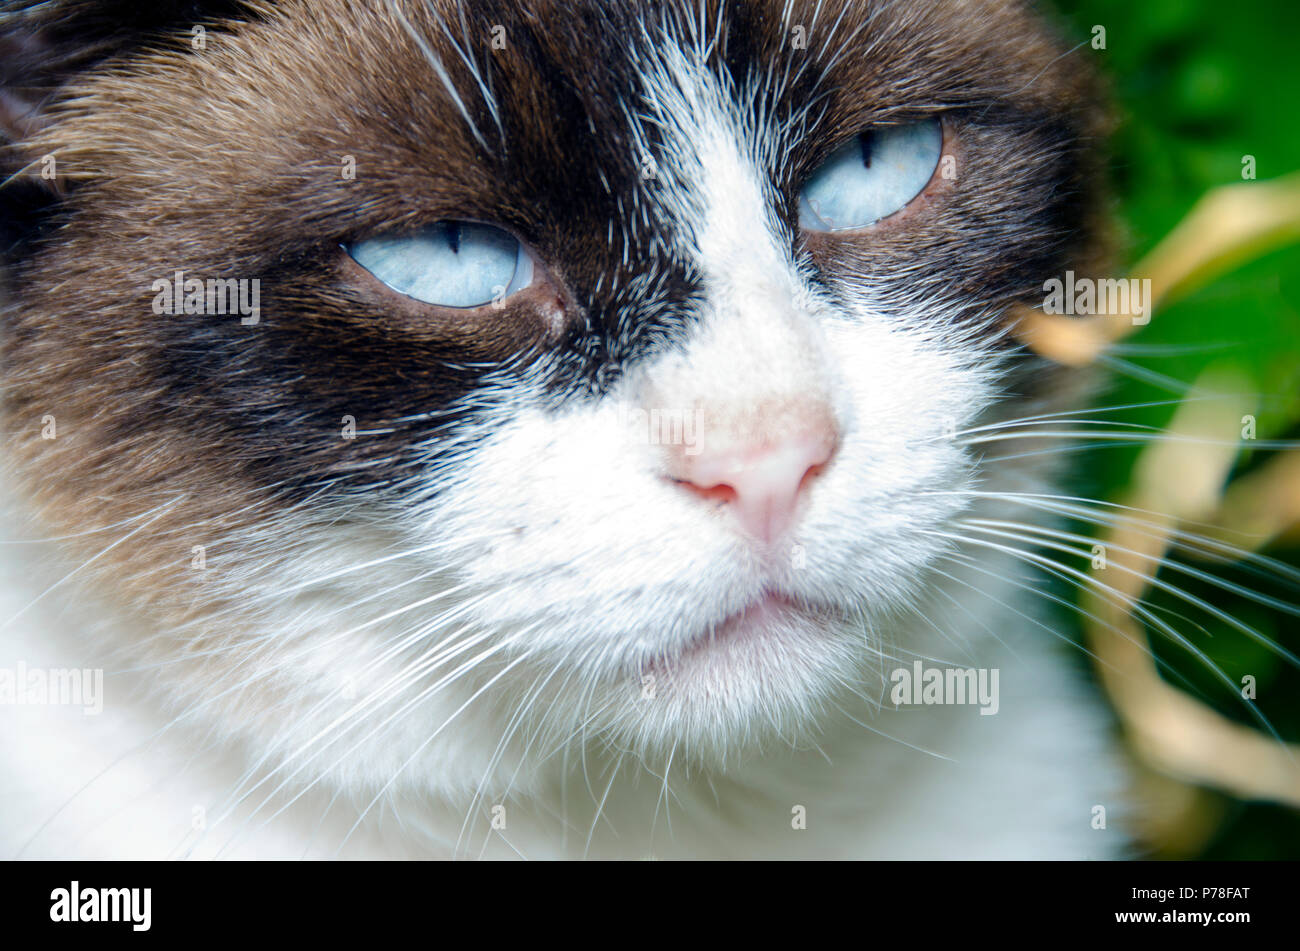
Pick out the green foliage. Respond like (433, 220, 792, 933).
(1053, 0, 1300, 857)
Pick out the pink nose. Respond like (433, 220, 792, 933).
(669, 424, 837, 543)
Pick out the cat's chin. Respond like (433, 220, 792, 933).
(566, 595, 864, 767)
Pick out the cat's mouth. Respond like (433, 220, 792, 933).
(648, 591, 836, 678)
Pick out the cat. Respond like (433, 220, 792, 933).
(0, 0, 1128, 858)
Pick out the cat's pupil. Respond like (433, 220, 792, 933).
(445, 222, 461, 254)
(858, 131, 876, 169)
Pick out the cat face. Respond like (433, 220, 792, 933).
(1, 0, 1106, 794)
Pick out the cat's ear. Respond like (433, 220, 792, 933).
(0, 1, 249, 253)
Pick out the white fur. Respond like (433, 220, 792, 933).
(0, 41, 1126, 859)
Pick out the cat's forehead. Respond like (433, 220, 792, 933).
(47, 0, 1081, 244)
(127, 0, 1080, 328)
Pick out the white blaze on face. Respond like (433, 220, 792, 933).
(634, 107, 845, 545)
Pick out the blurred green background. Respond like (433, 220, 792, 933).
(1050, 0, 1300, 858)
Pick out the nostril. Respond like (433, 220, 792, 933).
(673, 479, 740, 507)
(800, 461, 829, 492)
(667, 430, 838, 543)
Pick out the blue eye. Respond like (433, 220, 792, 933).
(347, 221, 535, 309)
(798, 118, 943, 232)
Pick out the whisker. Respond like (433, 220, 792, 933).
(332, 649, 534, 857)
(943, 489, 1300, 589)
(961, 518, 1300, 663)
(927, 528, 1287, 742)
(962, 430, 1298, 450)
(1, 495, 184, 631)
(385, 0, 491, 153)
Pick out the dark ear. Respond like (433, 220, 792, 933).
(0, 0, 250, 256)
